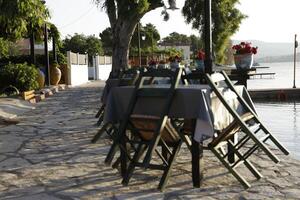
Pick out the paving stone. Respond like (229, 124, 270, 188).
(0, 134, 26, 153)
(11, 193, 62, 200)
(282, 188, 300, 199)
(0, 155, 6, 161)
(0, 157, 31, 170)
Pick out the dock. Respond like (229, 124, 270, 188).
(250, 72, 275, 79)
(249, 88, 300, 101)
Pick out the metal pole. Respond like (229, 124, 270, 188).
(52, 36, 57, 63)
(138, 23, 142, 68)
(44, 23, 50, 86)
(204, 0, 213, 74)
(293, 34, 297, 88)
(30, 28, 36, 65)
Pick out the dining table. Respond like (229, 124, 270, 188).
(102, 83, 256, 187)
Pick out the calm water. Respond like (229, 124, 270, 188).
(248, 62, 300, 89)
(247, 62, 300, 159)
(255, 101, 300, 160)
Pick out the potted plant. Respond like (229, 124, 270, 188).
(37, 67, 45, 89)
(158, 60, 167, 69)
(168, 55, 181, 70)
(232, 42, 258, 70)
(148, 59, 157, 69)
(195, 50, 205, 71)
(50, 61, 62, 85)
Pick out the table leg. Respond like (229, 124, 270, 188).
(191, 119, 203, 187)
(228, 134, 238, 163)
(120, 134, 128, 178)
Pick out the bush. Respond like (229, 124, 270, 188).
(0, 63, 39, 92)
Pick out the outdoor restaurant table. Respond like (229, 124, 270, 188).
(101, 78, 132, 104)
(103, 84, 255, 187)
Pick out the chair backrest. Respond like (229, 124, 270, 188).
(205, 71, 257, 123)
(181, 69, 207, 85)
(118, 68, 140, 86)
(137, 68, 182, 89)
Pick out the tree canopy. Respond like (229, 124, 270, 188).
(94, 0, 175, 70)
(0, 0, 49, 41)
(99, 27, 113, 55)
(61, 34, 103, 57)
(162, 32, 191, 45)
(182, 0, 246, 63)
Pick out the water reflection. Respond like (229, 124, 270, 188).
(254, 101, 300, 160)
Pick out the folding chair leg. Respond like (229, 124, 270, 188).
(244, 160, 262, 180)
(95, 104, 104, 118)
(228, 134, 238, 163)
(96, 113, 105, 126)
(105, 141, 119, 165)
(260, 125, 289, 155)
(228, 140, 263, 180)
(210, 146, 251, 189)
(158, 142, 182, 191)
(122, 144, 146, 186)
(91, 123, 111, 143)
(112, 157, 120, 169)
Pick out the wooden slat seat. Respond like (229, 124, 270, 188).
(130, 114, 180, 142)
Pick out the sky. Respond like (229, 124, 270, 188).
(45, 0, 300, 43)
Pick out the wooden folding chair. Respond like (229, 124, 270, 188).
(92, 68, 140, 143)
(115, 68, 183, 191)
(203, 71, 289, 188)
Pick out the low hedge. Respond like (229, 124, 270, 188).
(0, 63, 39, 92)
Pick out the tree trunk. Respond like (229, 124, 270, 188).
(111, 19, 138, 71)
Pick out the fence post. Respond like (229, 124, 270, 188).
(67, 51, 71, 85)
(95, 55, 99, 80)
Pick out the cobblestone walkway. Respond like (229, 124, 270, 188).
(0, 81, 300, 199)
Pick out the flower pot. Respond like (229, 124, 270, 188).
(50, 65, 62, 85)
(195, 59, 205, 71)
(170, 62, 179, 70)
(37, 69, 45, 89)
(234, 53, 254, 70)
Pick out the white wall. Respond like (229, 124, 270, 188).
(96, 64, 112, 80)
(67, 51, 89, 86)
(69, 64, 89, 86)
(95, 55, 112, 80)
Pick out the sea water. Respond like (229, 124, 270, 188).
(248, 62, 300, 89)
(247, 62, 300, 159)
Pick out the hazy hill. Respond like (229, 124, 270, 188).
(233, 40, 295, 63)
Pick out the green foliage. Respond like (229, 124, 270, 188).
(0, 63, 39, 92)
(61, 34, 103, 57)
(190, 34, 203, 54)
(99, 28, 113, 55)
(182, 0, 246, 63)
(162, 32, 191, 45)
(0, 53, 66, 68)
(0, 0, 49, 41)
(0, 38, 9, 58)
(130, 23, 160, 54)
(0, 37, 22, 59)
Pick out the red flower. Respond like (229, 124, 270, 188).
(196, 50, 205, 60)
(232, 42, 258, 55)
(148, 60, 157, 65)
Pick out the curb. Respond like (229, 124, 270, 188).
(23, 84, 69, 104)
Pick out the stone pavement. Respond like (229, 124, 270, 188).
(0, 81, 300, 200)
